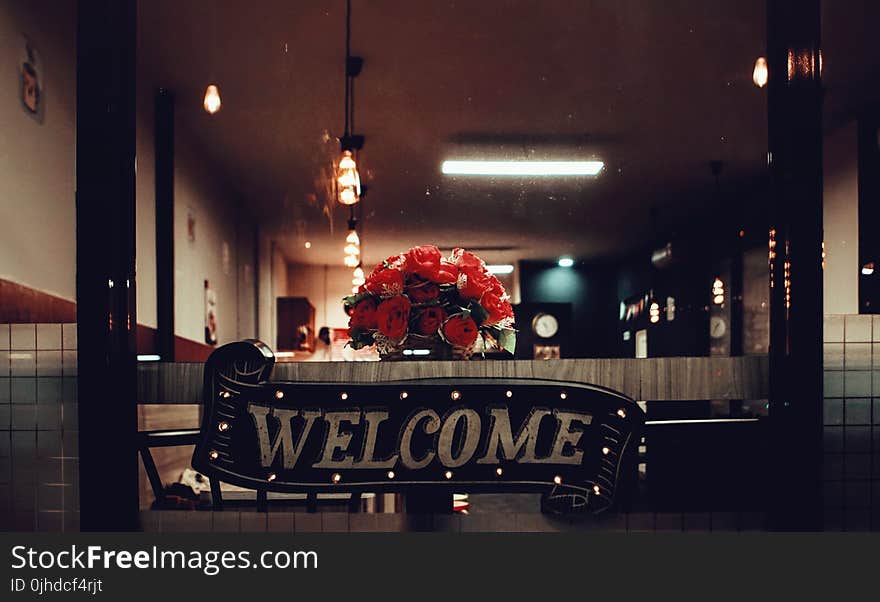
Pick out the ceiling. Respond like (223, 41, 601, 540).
(139, 1, 777, 267)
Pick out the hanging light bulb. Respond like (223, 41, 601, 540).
(343, 219, 360, 267)
(352, 266, 365, 286)
(712, 277, 725, 305)
(649, 301, 660, 324)
(203, 84, 221, 114)
(336, 150, 361, 205)
(753, 57, 768, 88)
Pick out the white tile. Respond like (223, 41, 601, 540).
(61, 324, 77, 351)
(0, 353, 9, 378)
(823, 343, 844, 370)
(845, 315, 872, 343)
(874, 316, 880, 342)
(35, 352, 62, 377)
(10, 325, 36, 350)
(10, 352, 36, 377)
(0, 325, 9, 350)
(824, 315, 845, 343)
(845, 371, 872, 397)
(824, 371, 844, 397)
(10, 378, 36, 404)
(61, 352, 77, 376)
(845, 343, 872, 370)
(36, 325, 62, 350)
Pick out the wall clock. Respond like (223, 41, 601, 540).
(531, 312, 559, 339)
(710, 315, 727, 339)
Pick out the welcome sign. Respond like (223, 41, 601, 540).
(193, 341, 643, 514)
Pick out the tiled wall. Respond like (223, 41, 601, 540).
(0, 324, 78, 531)
(823, 314, 880, 530)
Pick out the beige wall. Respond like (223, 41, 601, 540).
(256, 236, 291, 350)
(172, 134, 248, 346)
(0, 0, 256, 345)
(135, 62, 157, 328)
(0, 0, 77, 301)
(287, 263, 357, 331)
(823, 121, 859, 314)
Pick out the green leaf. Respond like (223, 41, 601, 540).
(498, 328, 516, 355)
(343, 291, 373, 309)
(468, 301, 489, 326)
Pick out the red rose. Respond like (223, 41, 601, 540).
(481, 293, 514, 326)
(349, 297, 378, 329)
(405, 245, 444, 281)
(406, 279, 440, 303)
(450, 248, 485, 271)
(487, 274, 505, 297)
(383, 254, 407, 270)
(365, 266, 404, 297)
(435, 261, 459, 284)
(457, 265, 493, 300)
(414, 306, 446, 335)
(442, 314, 479, 347)
(375, 296, 412, 340)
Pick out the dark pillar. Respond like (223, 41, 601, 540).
(155, 89, 175, 360)
(766, 0, 823, 530)
(76, 0, 139, 531)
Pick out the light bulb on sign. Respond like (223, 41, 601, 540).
(352, 266, 365, 286)
(203, 84, 221, 114)
(345, 229, 360, 245)
(344, 254, 359, 268)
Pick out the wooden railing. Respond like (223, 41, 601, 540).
(137, 356, 769, 404)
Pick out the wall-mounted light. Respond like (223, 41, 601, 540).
(486, 264, 514, 275)
(441, 160, 604, 176)
(557, 257, 574, 268)
(203, 84, 221, 114)
(753, 57, 768, 88)
(863, 262, 875, 276)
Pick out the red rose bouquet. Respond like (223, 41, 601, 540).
(343, 246, 516, 359)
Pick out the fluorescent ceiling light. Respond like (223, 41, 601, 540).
(558, 257, 574, 268)
(137, 354, 161, 362)
(441, 160, 604, 176)
(402, 349, 431, 356)
(486, 264, 515, 275)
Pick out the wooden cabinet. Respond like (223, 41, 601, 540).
(276, 297, 315, 351)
